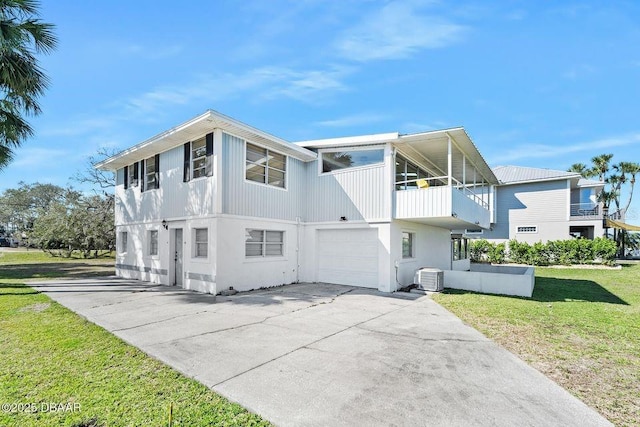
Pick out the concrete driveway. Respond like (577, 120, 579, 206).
(31, 278, 611, 427)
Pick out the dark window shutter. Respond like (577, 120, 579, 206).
(154, 154, 160, 189)
(139, 161, 145, 192)
(133, 162, 139, 187)
(183, 142, 191, 182)
(205, 132, 214, 177)
(123, 166, 129, 189)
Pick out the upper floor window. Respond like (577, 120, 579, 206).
(191, 137, 207, 179)
(246, 142, 286, 188)
(124, 162, 139, 189)
(395, 154, 440, 190)
(183, 133, 213, 182)
(144, 155, 159, 190)
(322, 148, 384, 173)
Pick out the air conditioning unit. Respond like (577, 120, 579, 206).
(414, 268, 444, 292)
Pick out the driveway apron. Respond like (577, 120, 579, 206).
(31, 278, 612, 427)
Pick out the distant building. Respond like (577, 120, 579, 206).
(479, 165, 605, 243)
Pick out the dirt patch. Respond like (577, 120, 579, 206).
(18, 302, 51, 313)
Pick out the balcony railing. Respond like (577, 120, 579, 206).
(394, 177, 491, 228)
(570, 203, 601, 219)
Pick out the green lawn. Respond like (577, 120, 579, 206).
(433, 265, 640, 427)
(0, 251, 271, 427)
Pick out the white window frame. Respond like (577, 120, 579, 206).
(193, 228, 208, 258)
(144, 155, 159, 190)
(119, 231, 128, 254)
(402, 231, 415, 259)
(245, 142, 287, 190)
(149, 230, 158, 256)
(319, 146, 385, 175)
(465, 229, 484, 235)
(191, 137, 207, 180)
(516, 226, 538, 234)
(245, 229, 285, 258)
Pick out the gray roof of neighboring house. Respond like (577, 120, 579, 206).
(493, 165, 580, 185)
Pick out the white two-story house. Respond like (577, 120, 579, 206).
(96, 110, 497, 294)
(479, 165, 605, 243)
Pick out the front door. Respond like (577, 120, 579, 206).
(173, 228, 183, 286)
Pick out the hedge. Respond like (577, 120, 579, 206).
(469, 238, 617, 266)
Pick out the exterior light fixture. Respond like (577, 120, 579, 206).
(162, 219, 168, 230)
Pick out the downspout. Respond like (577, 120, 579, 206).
(296, 216, 301, 283)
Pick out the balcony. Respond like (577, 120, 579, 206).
(394, 177, 491, 229)
(570, 203, 602, 220)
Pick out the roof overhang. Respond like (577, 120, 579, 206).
(95, 110, 317, 171)
(295, 132, 400, 149)
(394, 127, 498, 185)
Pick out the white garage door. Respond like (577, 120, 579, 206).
(317, 229, 379, 288)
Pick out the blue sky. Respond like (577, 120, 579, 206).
(2, 0, 640, 218)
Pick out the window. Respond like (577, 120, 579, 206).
(246, 143, 286, 188)
(183, 133, 213, 182)
(191, 137, 207, 179)
(402, 232, 414, 258)
(395, 154, 441, 190)
(322, 149, 384, 173)
(517, 226, 537, 233)
(144, 155, 159, 190)
(124, 162, 139, 189)
(465, 229, 483, 235)
(119, 232, 128, 254)
(149, 230, 158, 256)
(194, 228, 208, 258)
(452, 237, 469, 261)
(245, 229, 284, 257)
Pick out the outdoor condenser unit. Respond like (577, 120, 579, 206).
(414, 268, 444, 292)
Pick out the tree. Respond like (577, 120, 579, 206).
(589, 153, 614, 181)
(0, 181, 66, 237)
(0, 0, 57, 169)
(567, 163, 589, 177)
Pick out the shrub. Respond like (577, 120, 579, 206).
(469, 239, 493, 263)
(488, 243, 506, 264)
(592, 237, 617, 264)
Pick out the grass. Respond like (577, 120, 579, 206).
(433, 264, 640, 427)
(0, 251, 271, 427)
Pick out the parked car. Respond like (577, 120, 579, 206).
(0, 237, 10, 247)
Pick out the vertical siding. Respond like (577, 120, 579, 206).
(483, 180, 570, 242)
(115, 145, 215, 225)
(222, 132, 304, 221)
(304, 161, 388, 222)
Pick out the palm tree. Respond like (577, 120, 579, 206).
(617, 161, 640, 213)
(567, 163, 589, 177)
(590, 153, 614, 181)
(0, 0, 56, 168)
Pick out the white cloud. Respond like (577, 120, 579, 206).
(315, 113, 388, 127)
(489, 133, 640, 164)
(336, 1, 466, 62)
(563, 64, 597, 80)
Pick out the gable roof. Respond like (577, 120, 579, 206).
(95, 110, 317, 171)
(493, 165, 580, 185)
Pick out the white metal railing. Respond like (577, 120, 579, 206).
(570, 203, 600, 217)
(395, 176, 490, 210)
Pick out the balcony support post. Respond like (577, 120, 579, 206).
(447, 134, 452, 186)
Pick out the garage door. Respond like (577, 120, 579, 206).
(317, 229, 379, 288)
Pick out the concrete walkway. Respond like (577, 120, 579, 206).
(31, 278, 611, 427)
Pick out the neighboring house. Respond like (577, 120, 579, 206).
(479, 165, 605, 243)
(96, 110, 498, 294)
